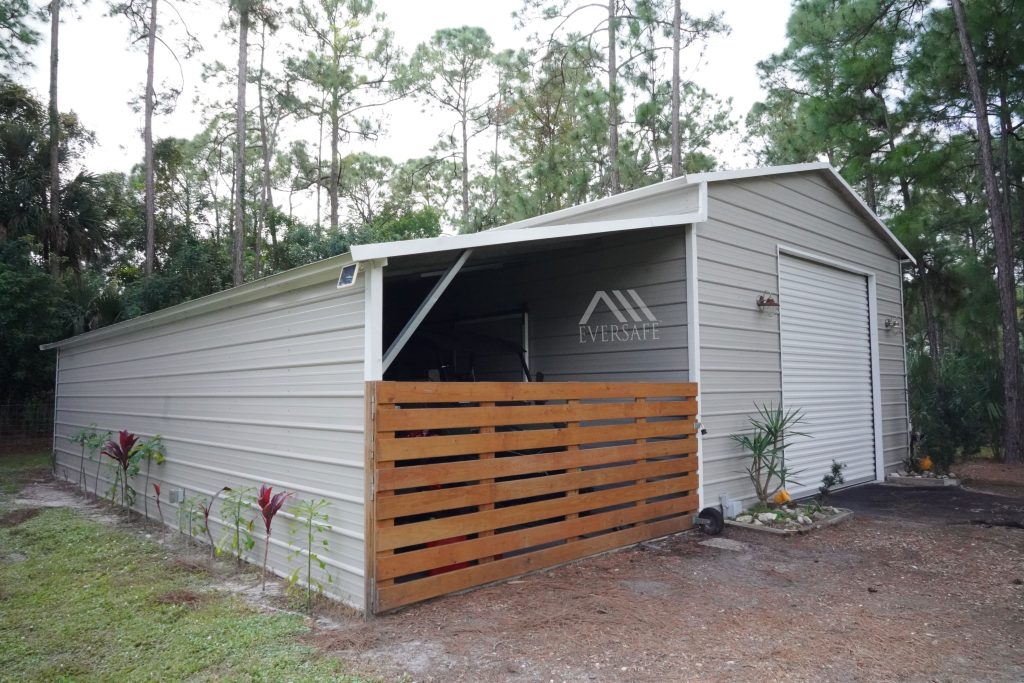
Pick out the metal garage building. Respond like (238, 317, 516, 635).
(43, 162, 913, 612)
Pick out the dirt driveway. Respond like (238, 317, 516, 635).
(315, 484, 1024, 683)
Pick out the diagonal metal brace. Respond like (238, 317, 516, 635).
(382, 249, 473, 373)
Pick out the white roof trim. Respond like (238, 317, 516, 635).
(41, 252, 355, 351)
(818, 167, 915, 262)
(350, 205, 706, 262)
(489, 162, 913, 263)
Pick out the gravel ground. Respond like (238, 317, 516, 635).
(310, 485, 1024, 683)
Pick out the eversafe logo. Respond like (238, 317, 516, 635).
(578, 289, 660, 344)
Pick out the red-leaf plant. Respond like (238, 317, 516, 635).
(198, 487, 231, 561)
(101, 430, 140, 511)
(153, 483, 164, 526)
(257, 485, 293, 590)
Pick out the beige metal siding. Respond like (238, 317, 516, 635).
(52, 273, 368, 609)
(698, 172, 909, 506)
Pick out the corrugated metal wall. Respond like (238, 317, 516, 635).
(52, 266, 369, 608)
(696, 172, 909, 507)
(778, 254, 877, 492)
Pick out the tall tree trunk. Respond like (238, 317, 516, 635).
(48, 0, 60, 276)
(143, 0, 158, 275)
(330, 88, 339, 233)
(316, 90, 325, 230)
(607, 0, 619, 194)
(492, 84, 501, 210)
(951, 0, 1023, 464)
(917, 262, 942, 360)
(670, 0, 681, 179)
(461, 106, 469, 226)
(254, 24, 270, 278)
(232, 6, 249, 287)
(997, 91, 1016, 251)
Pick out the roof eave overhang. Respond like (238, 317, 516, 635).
(351, 192, 708, 263)
(41, 252, 355, 351)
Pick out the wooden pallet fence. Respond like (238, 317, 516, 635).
(365, 381, 699, 613)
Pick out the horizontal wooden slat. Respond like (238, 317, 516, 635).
(376, 399, 697, 432)
(377, 439, 696, 491)
(369, 380, 702, 612)
(377, 455, 695, 520)
(377, 473, 697, 551)
(377, 496, 696, 580)
(376, 381, 697, 404)
(377, 420, 695, 461)
(375, 514, 695, 612)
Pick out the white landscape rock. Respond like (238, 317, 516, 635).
(735, 515, 754, 524)
(756, 512, 777, 524)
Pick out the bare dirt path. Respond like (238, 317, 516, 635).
(9, 467, 1023, 683)
(312, 485, 1024, 683)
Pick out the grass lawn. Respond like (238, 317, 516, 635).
(0, 449, 50, 499)
(0, 453, 368, 683)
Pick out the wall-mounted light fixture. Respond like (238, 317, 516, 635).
(884, 317, 902, 332)
(757, 292, 780, 313)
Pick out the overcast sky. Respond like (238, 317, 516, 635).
(22, 0, 791, 176)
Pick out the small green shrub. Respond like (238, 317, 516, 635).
(218, 486, 256, 562)
(816, 460, 846, 509)
(287, 498, 332, 613)
(68, 425, 106, 491)
(134, 435, 166, 521)
(177, 493, 204, 544)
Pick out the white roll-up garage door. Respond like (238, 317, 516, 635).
(779, 254, 877, 495)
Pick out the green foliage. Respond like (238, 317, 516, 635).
(731, 403, 809, 505)
(0, 449, 49, 499)
(750, 0, 1023, 463)
(287, 498, 332, 613)
(0, 238, 63, 404)
(69, 424, 107, 489)
(0, 0, 40, 73)
(0, 508, 358, 680)
(218, 486, 257, 562)
(816, 460, 846, 508)
(908, 349, 1003, 474)
(134, 435, 167, 521)
(177, 493, 205, 543)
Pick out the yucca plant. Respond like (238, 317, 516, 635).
(732, 403, 809, 505)
(101, 430, 140, 511)
(256, 485, 292, 590)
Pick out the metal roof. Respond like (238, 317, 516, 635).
(42, 163, 912, 351)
